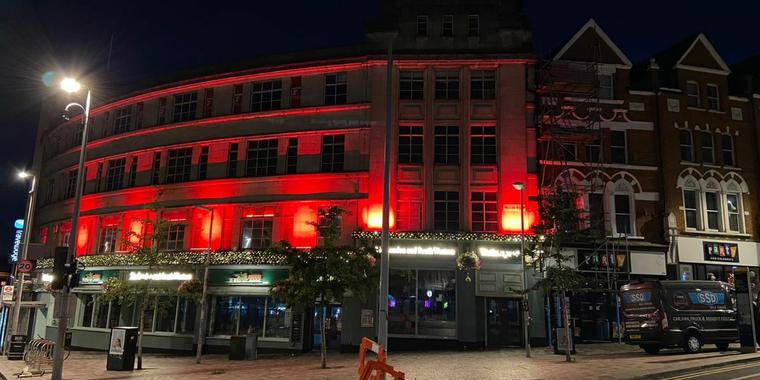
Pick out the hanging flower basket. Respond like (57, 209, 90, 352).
(456, 251, 481, 282)
(177, 278, 203, 301)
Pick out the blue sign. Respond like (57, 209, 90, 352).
(9, 219, 23, 264)
(688, 291, 725, 306)
(14, 219, 23, 229)
(623, 291, 652, 304)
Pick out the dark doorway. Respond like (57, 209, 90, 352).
(486, 298, 523, 347)
(313, 304, 343, 349)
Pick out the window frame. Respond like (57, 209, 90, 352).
(105, 158, 126, 192)
(471, 191, 498, 233)
(99, 224, 119, 253)
(434, 71, 460, 100)
(286, 137, 298, 174)
(470, 70, 495, 100)
(113, 106, 132, 135)
(679, 129, 694, 162)
(324, 72, 348, 105)
(321, 134, 345, 172)
(434, 125, 459, 165)
(398, 126, 424, 164)
(162, 223, 186, 251)
(721, 134, 734, 166)
(700, 131, 715, 164)
(706, 83, 720, 111)
(250, 80, 282, 112)
(610, 130, 627, 164)
(682, 188, 700, 230)
(173, 92, 198, 122)
(467, 15, 479, 37)
(434, 191, 460, 231)
(611, 192, 634, 236)
(416, 15, 428, 36)
(400, 71, 424, 100)
(598, 73, 614, 100)
(471, 126, 497, 165)
(165, 147, 194, 184)
(725, 192, 743, 233)
(245, 139, 278, 177)
(442, 15, 454, 37)
(687, 81, 701, 108)
(240, 217, 274, 250)
(198, 146, 209, 180)
(703, 191, 721, 231)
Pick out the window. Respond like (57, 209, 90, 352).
(198, 146, 209, 180)
(470, 70, 495, 100)
(227, 143, 239, 177)
(435, 71, 459, 100)
(173, 92, 198, 122)
(324, 73, 347, 105)
(212, 296, 288, 337)
(246, 139, 278, 177)
(128, 157, 138, 187)
(588, 193, 605, 233)
(113, 106, 132, 135)
(77, 295, 121, 329)
(321, 135, 345, 172)
(94, 163, 104, 193)
(400, 71, 424, 100)
(119, 296, 196, 334)
(701, 132, 714, 164)
(707, 84, 719, 111)
(561, 143, 577, 161)
(397, 190, 422, 231)
(598, 74, 614, 100)
(726, 193, 741, 232)
(587, 143, 601, 163)
(471, 192, 498, 233)
(44, 178, 55, 204)
(398, 126, 423, 164)
(704, 192, 721, 230)
(721, 134, 734, 166)
(165, 148, 193, 184)
(442, 15, 453, 36)
(162, 223, 185, 250)
(434, 191, 459, 231)
(468, 15, 479, 36)
(613, 193, 632, 235)
(683, 189, 699, 229)
(434, 126, 459, 164)
(251, 80, 282, 112)
(388, 269, 456, 337)
(150, 152, 162, 185)
(241, 218, 273, 249)
(65, 170, 78, 199)
(679, 129, 694, 162)
(417, 15, 428, 36)
(687, 81, 700, 108)
(99, 225, 118, 253)
(471, 126, 497, 164)
(610, 130, 627, 164)
(105, 158, 126, 192)
(286, 138, 298, 174)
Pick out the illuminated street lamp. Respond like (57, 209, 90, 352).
(512, 181, 531, 358)
(51, 77, 92, 380)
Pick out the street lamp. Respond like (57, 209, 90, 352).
(5, 171, 37, 354)
(51, 77, 92, 380)
(512, 181, 531, 358)
(195, 205, 214, 364)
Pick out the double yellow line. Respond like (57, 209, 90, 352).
(662, 361, 760, 380)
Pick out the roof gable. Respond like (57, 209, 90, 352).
(553, 19, 632, 67)
(675, 34, 730, 74)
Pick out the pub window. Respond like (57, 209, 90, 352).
(726, 193, 742, 233)
(105, 158, 126, 192)
(227, 143, 239, 177)
(162, 223, 186, 251)
(133, 296, 196, 334)
(434, 191, 459, 231)
(212, 296, 288, 338)
(683, 189, 700, 230)
(251, 80, 282, 112)
(707, 84, 720, 111)
(246, 139, 278, 177)
(416, 15, 428, 36)
(286, 138, 298, 174)
(701, 131, 715, 164)
(610, 130, 627, 164)
(721, 134, 734, 166)
(704, 191, 721, 230)
(198, 146, 209, 180)
(150, 152, 162, 185)
(99, 225, 118, 253)
(400, 71, 424, 100)
(65, 169, 78, 199)
(388, 269, 456, 337)
(435, 71, 459, 100)
(679, 129, 693, 162)
(468, 15, 479, 37)
(687, 81, 700, 108)
(434, 126, 459, 164)
(398, 126, 423, 164)
(77, 294, 120, 329)
(113, 106, 132, 135)
(321, 135, 345, 172)
(470, 71, 495, 100)
(173, 92, 198, 122)
(165, 148, 193, 184)
(241, 217, 273, 249)
(442, 15, 453, 37)
(471, 126, 496, 164)
(128, 156, 138, 187)
(324, 72, 348, 105)
(471, 192, 498, 233)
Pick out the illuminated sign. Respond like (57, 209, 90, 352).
(228, 271, 266, 284)
(382, 246, 456, 256)
(14, 219, 24, 229)
(478, 247, 520, 259)
(128, 272, 192, 281)
(9, 219, 24, 264)
(41, 273, 54, 283)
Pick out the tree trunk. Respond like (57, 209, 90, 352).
(137, 302, 145, 369)
(561, 291, 575, 363)
(320, 305, 327, 369)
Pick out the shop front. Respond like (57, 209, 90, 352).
(675, 236, 760, 286)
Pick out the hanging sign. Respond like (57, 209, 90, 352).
(9, 219, 23, 264)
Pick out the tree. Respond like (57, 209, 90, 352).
(530, 186, 586, 362)
(270, 207, 378, 369)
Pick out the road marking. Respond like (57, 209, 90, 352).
(730, 373, 760, 380)
(663, 362, 760, 380)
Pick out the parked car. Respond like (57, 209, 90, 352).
(621, 280, 737, 354)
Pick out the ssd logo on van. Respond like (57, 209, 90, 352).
(688, 291, 724, 306)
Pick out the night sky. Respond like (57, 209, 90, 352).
(0, 0, 757, 267)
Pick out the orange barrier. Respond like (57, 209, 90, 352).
(357, 337, 405, 380)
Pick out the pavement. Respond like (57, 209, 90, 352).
(2, 343, 760, 380)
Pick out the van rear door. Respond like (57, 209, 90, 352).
(622, 286, 660, 342)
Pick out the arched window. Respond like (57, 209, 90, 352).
(724, 180, 744, 233)
(681, 176, 700, 230)
(703, 178, 721, 231)
(679, 129, 693, 162)
(611, 180, 635, 236)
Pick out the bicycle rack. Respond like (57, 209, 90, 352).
(14, 338, 57, 378)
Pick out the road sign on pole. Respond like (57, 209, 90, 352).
(16, 260, 33, 274)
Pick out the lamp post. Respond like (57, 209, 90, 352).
(51, 78, 91, 380)
(512, 182, 531, 358)
(195, 205, 214, 364)
(6, 171, 37, 353)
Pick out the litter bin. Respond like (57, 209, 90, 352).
(7, 335, 26, 360)
(553, 319, 577, 355)
(229, 333, 259, 360)
(106, 327, 138, 371)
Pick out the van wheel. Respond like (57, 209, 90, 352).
(642, 345, 661, 355)
(716, 343, 730, 351)
(683, 333, 702, 354)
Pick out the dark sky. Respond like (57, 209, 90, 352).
(0, 0, 757, 266)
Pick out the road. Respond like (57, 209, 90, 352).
(659, 361, 760, 380)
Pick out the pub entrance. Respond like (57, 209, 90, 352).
(313, 304, 342, 350)
(486, 298, 523, 347)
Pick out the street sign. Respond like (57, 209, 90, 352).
(17, 259, 33, 274)
(2, 285, 14, 301)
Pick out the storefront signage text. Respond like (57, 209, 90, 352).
(478, 247, 520, 259)
(128, 271, 192, 281)
(703, 241, 739, 263)
(228, 271, 265, 284)
(386, 246, 456, 256)
(9, 219, 23, 264)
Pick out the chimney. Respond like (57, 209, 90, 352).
(647, 58, 660, 90)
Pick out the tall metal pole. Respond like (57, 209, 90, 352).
(196, 206, 214, 364)
(7, 175, 37, 352)
(52, 89, 91, 380)
(519, 186, 531, 357)
(377, 35, 394, 350)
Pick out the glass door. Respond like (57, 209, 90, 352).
(313, 305, 342, 349)
(486, 298, 522, 347)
